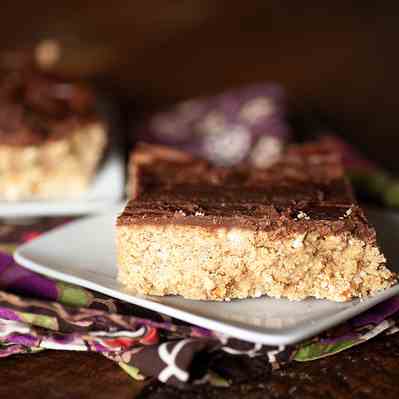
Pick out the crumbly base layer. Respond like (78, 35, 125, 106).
(0, 123, 107, 200)
(116, 223, 395, 302)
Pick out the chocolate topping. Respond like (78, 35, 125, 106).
(0, 62, 99, 146)
(119, 142, 376, 243)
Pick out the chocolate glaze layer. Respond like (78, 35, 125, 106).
(118, 142, 376, 243)
(0, 63, 100, 146)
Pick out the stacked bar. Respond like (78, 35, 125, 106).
(117, 142, 396, 301)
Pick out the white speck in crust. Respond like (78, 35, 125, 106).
(204, 278, 216, 290)
(296, 211, 310, 220)
(227, 230, 242, 245)
(340, 206, 353, 220)
(291, 235, 305, 249)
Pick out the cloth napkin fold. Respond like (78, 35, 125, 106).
(0, 250, 398, 387)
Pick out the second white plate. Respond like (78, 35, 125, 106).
(14, 208, 399, 345)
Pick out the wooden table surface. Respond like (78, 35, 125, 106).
(1, 331, 398, 398)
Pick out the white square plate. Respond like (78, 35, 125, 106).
(0, 146, 125, 218)
(14, 208, 399, 345)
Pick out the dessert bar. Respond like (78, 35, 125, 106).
(117, 142, 396, 301)
(0, 54, 107, 200)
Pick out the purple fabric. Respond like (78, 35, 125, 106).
(135, 83, 291, 167)
(0, 345, 28, 358)
(0, 253, 58, 300)
(6, 334, 38, 346)
(0, 308, 22, 322)
(320, 333, 358, 345)
(0, 252, 14, 272)
(351, 296, 399, 327)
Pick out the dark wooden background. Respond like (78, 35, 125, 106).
(1, 0, 398, 171)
